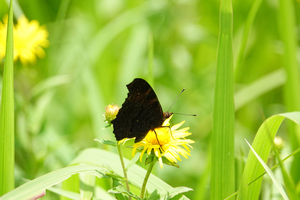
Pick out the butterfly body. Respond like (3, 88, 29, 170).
(111, 78, 172, 142)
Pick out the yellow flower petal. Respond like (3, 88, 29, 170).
(171, 120, 185, 131)
(129, 115, 194, 169)
(0, 15, 49, 64)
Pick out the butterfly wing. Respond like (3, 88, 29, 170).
(111, 78, 165, 142)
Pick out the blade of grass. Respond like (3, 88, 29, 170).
(225, 146, 300, 199)
(30, 74, 70, 98)
(0, 0, 14, 195)
(234, 0, 263, 82)
(272, 141, 299, 200)
(61, 174, 80, 200)
(147, 33, 154, 86)
(87, 1, 165, 63)
(235, 69, 285, 110)
(278, 0, 300, 183)
(115, 23, 148, 94)
(79, 173, 95, 200)
(237, 112, 300, 200)
(238, 115, 284, 199)
(245, 140, 289, 200)
(211, 0, 235, 199)
(47, 187, 81, 200)
(194, 150, 211, 200)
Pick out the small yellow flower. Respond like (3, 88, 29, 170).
(0, 15, 49, 65)
(120, 115, 194, 168)
(0, 15, 8, 60)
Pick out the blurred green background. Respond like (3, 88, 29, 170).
(0, 0, 299, 199)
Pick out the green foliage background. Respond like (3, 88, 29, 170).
(0, 0, 300, 199)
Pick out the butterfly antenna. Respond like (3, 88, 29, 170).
(167, 88, 185, 112)
(172, 113, 198, 116)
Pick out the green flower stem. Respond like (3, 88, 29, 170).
(140, 160, 155, 199)
(117, 144, 131, 200)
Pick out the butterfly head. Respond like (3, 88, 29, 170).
(163, 111, 173, 120)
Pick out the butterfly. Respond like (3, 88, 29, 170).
(111, 78, 172, 143)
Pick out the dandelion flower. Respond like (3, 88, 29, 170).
(121, 115, 194, 168)
(0, 15, 49, 64)
(0, 15, 8, 60)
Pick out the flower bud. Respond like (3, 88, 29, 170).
(104, 104, 120, 125)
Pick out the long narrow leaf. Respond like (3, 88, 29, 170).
(273, 141, 299, 200)
(238, 112, 300, 199)
(235, 69, 285, 110)
(245, 140, 289, 200)
(0, 165, 109, 200)
(70, 148, 191, 200)
(0, 0, 14, 195)
(211, 0, 235, 199)
(278, 0, 300, 183)
(234, 0, 263, 81)
(60, 174, 80, 200)
(79, 173, 95, 200)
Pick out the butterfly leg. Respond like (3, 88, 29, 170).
(164, 122, 176, 141)
(169, 127, 176, 141)
(153, 129, 164, 153)
(161, 126, 175, 141)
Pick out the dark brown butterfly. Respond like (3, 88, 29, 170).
(111, 78, 172, 143)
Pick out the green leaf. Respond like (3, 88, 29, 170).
(278, 0, 300, 184)
(94, 138, 117, 146)
(235, 69, 285, 110)
(147, 33, 154, 85)
(272, 142, 299, 200)
(148, 187, 193, 200)
(112, 178, 127, 200)
(0, 0, 14, 195)
(211, 0, 235, 199)
(30, 74, 70, 99)
(70, 148, 190, 199)
(79, 173, 95, 200)
(238, 112, 300, 200)
(245, 140, 289, 200)
(145, 154, 155, 165)
(109, 185, 141, 200)
(225, 146, 300, 200)
(126, 152, 141, 171)
(109, 185, 192, 200)
(49, 184, 117, 200)
(47, 187, 80, 200)
(0, 165, 111, 200)
(161, 157, 179, 168)
(60, 174, 80, 200)
(234, 0, 263, 81)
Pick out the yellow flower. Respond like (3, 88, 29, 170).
(0, 15, 49, 65)
(120, 115, 194, 168)
(0, 15, 8, 60)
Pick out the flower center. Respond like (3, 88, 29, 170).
(145, 127, 171, 146)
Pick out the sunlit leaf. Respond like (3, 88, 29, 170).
(245, 139, 289, 200)
(0, 0, 14, 195)
(238, 112, 300, 200)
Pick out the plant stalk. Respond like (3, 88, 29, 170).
(140, 160, 155, 199)
(117, 144, 131, 200)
